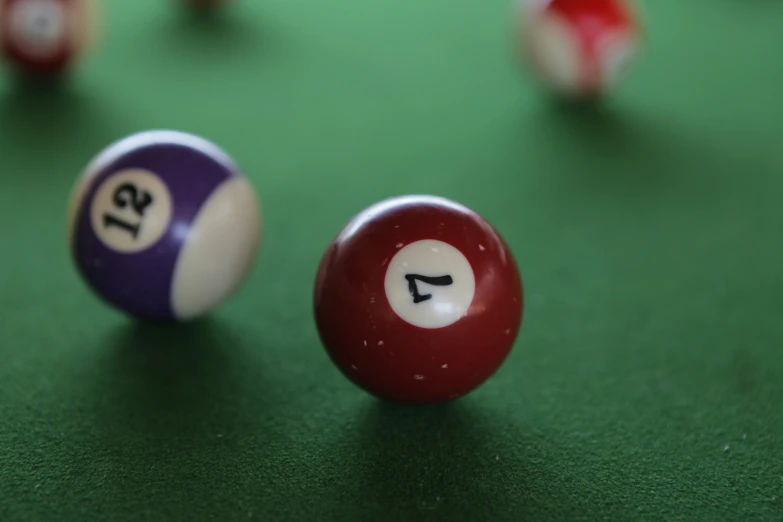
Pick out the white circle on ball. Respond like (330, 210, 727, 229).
(527, 13, 581, 95)
(599, 32, 639, 89)
(89, 169, 173, 254)
(8, 0, 66, 58)
(384, 239, 476, 329)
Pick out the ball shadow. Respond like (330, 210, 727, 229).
(155, 1, 273, 59)
(0, 75, 123, 179)
(62, 317, 284, 516)
(343, 399, 557, 520)
(519, 96, 750, 207)
(94, 317, 257, 439)
(540, 97, 674, 177)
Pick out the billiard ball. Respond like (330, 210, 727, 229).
(313, 195, 523, 404)
(517, 0, 642, 98)
(67, 130, 262, 322)
(0, 0, 97, 76)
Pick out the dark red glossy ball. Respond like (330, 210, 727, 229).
(314, 195, 524, 405)
(0, 0, 96, 76)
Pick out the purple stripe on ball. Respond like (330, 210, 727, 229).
(71, 130, 239, 321)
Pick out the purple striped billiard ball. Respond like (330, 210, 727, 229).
(67, 130, 262, 321)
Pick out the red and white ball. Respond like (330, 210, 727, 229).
(0, 0, 97, 75)
(517, 0, 642, 98)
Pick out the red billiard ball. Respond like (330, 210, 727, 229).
(314, 195, 524, 405)
(0, 0, 97, 76)
(517, 0, 642, 98)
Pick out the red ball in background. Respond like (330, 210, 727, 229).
(314, 195, 524, 405)
(517, 0, 642, 98)
(0, 0, 96, 76)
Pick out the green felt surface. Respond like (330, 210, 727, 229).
(1, 0, 783, 520)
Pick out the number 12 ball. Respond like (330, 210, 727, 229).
(68, 130, 262, 322)
(314, 195, 524, 404)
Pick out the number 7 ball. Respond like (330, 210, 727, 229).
(314, 195, 524, 404)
